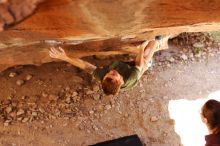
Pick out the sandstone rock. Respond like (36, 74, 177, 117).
(4, 121, 10, 126)
(22, 117, 29, 123)
(0, 0, 44, 30)
(92, 125, 99, 131)
(193, 42, 205, 48)
(125, 113, 129, 118)
(5, 106, 12, 114)
(0, 0, 8, 4)
(21, 96, 27, 100)
(16, 80, 25, 86)
(48, 94, 59, 101)
(17, 117, 23, 121)
(6, 95, 12, 100)
(92, 85, 100, 92)
(89, 110, 94, 115)
(9, 72, 17, 78)
(180, 54, 188, 60)
(86, 90, 94, 95)
(78, 125, 84, 130)
(72, 91, 78, 97)
(9, 112, 17, 119)
(26, 74, 33, 80)
(55, 110, 61, 116)
(32, 111, 38, 117)
(166, 63, 171, 68)
(1, 0, 220, 73)
(42, 92, 48, 98)
(65, 97, 71, 104)
(93, 93, 101, 101)
(150, 116, 159, 122)
(189, 53, 194, 58)
(17, 109, 25, 116)
(195, 52, 202, 58)
(169, 57, 175, 62)
(72, 96, 81, 103)
(105, 105, 111, 110)
(96, 105, 104, 112)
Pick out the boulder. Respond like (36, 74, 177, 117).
(1, 0, 220, 72)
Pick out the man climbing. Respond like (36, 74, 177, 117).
(49, 36, 168, 95)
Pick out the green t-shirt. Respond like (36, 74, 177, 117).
(93, 61, 142, 90)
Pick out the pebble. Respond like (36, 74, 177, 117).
(209, 53, 215, 57)
(169, 57, 175, 62)
(21, 96, 27, 100)
(22, 117, 29, 123)
(16, 80, 25, 86)
(48, 94, 59, 101)
(9, 72, 17, 78)
(92, 85, 100, 92)
(92, 125, 99, 131)
(32, 111, 38, 117)
(7, 95, 12, 100)
(26, 74, 32, 80)
(193, 42, 204, 48)
(189, 53, 194, 58)
(72, 91, 78, 97)
(86, 90, 94, 95)
(73, 96, 81, 103)
(65, 97, 71, 104)
(9, 112, 17, 119)
(38, 107, 45, 113)
(55, 110, 61, 116)
(5, 106, 12, 114)
(93, 93, 101, 101)
(166, 64, 171, 67)
(195, 53, 202, 58)
(180, 54, 188, 60)
(17, 117, 23, 121)
(17, 109, 25, 116)
(89, 110, 94, 115)
(105, 105, 111, 110)
(42, 92, 48, 98)
(150, 116, 159, 122)
(4, 121, 10, 126)
(78, 125, 84, 130)
(96, 105, 104, 112)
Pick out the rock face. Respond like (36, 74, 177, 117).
(0, 0, 44, 30)
(1, 0, 220, 72)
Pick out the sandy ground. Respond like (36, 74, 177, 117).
(0, 33, 220, 146)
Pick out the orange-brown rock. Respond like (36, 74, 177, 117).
(1, 0, 220, 72)
(0, 0, 44, 30)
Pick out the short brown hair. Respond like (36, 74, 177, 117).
(202, 99, 220, 134)
(101, 77, 122, 95)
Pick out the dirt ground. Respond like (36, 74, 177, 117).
(0, 33, 220, 146)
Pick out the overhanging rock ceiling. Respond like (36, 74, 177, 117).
(0, 0, 220, 71)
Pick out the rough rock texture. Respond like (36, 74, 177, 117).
(1, 0, 220, 72)
(0, 0, 44, 30)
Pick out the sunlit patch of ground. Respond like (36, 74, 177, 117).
(168, 90, 220, 146)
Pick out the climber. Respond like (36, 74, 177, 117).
(49, 36, 168, 95)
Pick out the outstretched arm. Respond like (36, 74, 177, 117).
(49, 47, 97, 74)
